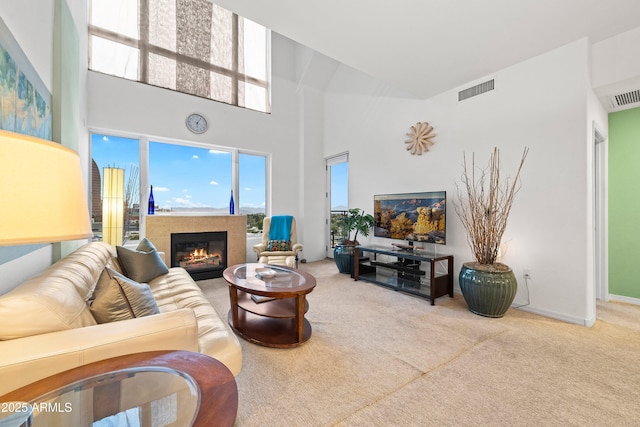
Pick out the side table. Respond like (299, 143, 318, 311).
(0, 351, 237, 427)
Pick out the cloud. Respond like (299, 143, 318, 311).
(208, 149, 228, 155)
(169, 197, 193, 206)
(155, 186, 170, 192)
(210, 180, 219, 185)
(102, 136, 109, 142)
(245, 187, 252, 191)
(165, 197, 209, 208)
(192, 155, 199, 159)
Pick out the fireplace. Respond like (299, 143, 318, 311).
(171, 231, 227, 280)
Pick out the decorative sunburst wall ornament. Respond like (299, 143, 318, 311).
(405, 122, 436, 155)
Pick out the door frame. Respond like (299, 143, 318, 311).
(593, 121, 608, 302)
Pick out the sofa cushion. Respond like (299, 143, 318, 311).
(90, 268, 160, 324)
(116, 238, 168, 283)
(0, 271, 99, 341)
(148, 268, 242, 374)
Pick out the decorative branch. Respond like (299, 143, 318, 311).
(454, 147, 529, 265)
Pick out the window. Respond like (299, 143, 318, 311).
(326, 153, 349, 252)
(91, 134, 141, 244)
(92, 132, 270, 239)
(239, 153, 267, 233)
(89, 0, 271, 113)
(148, 141, 232, 213)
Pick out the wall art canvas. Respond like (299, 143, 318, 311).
(0, 17, 52, 140)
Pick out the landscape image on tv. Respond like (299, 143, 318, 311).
(373, 191, 446, 245)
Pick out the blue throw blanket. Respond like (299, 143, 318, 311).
(269, 215, 293, 241)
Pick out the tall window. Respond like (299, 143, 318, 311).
(91, 134, 141, 244)
(239, 153, 267, 233)
(327, 153, 349, 253)
(89, 0, 271, 113)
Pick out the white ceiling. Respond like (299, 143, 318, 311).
(211, 0, 640, 99)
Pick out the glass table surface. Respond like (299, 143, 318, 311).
(231, 264, 308, 290)
(22, 367, 199, 427)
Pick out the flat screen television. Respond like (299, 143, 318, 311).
(373, 191, 446, 245)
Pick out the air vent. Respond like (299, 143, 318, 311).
(458, 79, 495, 101)
(610, 89, 640, 108)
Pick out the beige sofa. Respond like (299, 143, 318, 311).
(0, 241, 242, 395)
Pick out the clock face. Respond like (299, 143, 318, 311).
(186, 113, 208, 134)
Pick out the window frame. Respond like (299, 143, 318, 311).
(89, 128, 271, 242)
(88, 0, 271, 113)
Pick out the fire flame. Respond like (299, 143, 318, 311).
(187, 248, 222, 262)
(191, 248, 207, 258)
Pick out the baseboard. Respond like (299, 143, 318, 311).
(514, 305, 595, 327)
(608, 294, 640, 305)
(453, 289, 595, 326)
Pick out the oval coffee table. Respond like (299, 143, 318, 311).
(223, 263, 316, 348)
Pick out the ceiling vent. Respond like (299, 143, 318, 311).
(458, 79, 494, 101)
(609, 89, 640, 110)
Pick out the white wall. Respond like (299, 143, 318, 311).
(86, 34, 313, 262)
(323, 39, 596, 325)
(0, 1, 54, 90)
(592, 26, 640, 90)
(297, 86, 327, 261)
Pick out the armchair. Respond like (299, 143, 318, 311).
(253, 216, 303, 268)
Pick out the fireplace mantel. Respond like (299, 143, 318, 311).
(146, 215, 247, 268)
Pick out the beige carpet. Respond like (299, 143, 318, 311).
(199, 260, 640, 427)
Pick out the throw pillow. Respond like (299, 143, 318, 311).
(90, 268, 160, 324)
(266, 240, 291, 252)
(116, 238, 169, 283)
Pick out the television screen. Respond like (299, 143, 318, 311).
(373, 191, 446, 245)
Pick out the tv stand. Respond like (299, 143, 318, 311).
(354, 245, 454, 305)
(391, 243, 423, 251)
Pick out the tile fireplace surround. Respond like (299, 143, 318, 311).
(146, 215, 247, 268)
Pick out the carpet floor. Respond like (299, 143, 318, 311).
(198, 259, 640, 427)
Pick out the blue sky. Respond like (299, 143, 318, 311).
(92, 134, 266, 210)
(331, 162, 348, 209)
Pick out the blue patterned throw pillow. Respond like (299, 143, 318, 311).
(266, 240, 291, 251)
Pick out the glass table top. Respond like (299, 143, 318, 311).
(232, 264, 307, 289)
(24, 367, 199, 427)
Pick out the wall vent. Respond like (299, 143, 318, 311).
(458, 79, 494, 101)
(609, 89, 640, 109)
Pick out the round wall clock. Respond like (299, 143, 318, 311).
(186, 113, 208, 134)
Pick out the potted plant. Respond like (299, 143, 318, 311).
(334, 208, 375, 274)
(454, 147, 529, 317)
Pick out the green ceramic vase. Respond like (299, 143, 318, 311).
(334, 245, 355, 274)
(459, 262, 517, 318)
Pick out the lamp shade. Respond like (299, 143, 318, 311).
(101, 167, 124, 246)
(0, 130, 92, 245)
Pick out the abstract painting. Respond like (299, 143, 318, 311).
(0, 17, 52, 140)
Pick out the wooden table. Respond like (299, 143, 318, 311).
(0, 351, 238, 427)
(224, 263, 316, 348)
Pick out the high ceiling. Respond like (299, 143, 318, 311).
(211, 0, 640, 99)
